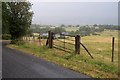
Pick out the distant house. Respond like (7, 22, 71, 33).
(41, 33, 48, 37)
(32, 33, 39, 37)
(95, 27, 99, 29)
(54, 34, 61, 38)
(61, 32, 69, 35)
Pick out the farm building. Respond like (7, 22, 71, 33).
(41, 33, 48, 37)
(32, 33, 40, 37)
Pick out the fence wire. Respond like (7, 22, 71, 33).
(53, 34, 75, 53)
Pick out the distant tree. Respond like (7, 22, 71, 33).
(53, 27, 66, 34)
(79, 26, 91, 36)
(2, 2, 10, 34)
(76, 25, 80, 27)
(0, 2, 1, 35)
(75, 30, 80, 34)
(68, 25, 72, 27)
(60, 24, 66, 27)
(3, 2, 33, 43)
(69, 31, 75, 36)
(93, 24, 97, 27)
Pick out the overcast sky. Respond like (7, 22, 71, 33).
(30, 2, 118, 25)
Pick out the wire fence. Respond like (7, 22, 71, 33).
(22, 31, 117, 62)
(52, 33, 75, 53)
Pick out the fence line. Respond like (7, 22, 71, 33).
(47, 31, 94, 59)
(55, 39, 75, 46)
(53, 44, 74, 51)
(23, 31, 116, 62)
(53, 46, 72, 53)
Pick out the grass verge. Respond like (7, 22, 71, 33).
(7, 42, 118, 78)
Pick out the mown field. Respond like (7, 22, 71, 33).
(7, 30, 119, 78)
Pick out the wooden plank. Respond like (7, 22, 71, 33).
(53, 44, 74, 51)
(53, 46, 71, 53)
(80, 42, 94, 59)
(55, 39, 74, 45)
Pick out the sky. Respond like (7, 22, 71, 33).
(29, 1, 118, 25)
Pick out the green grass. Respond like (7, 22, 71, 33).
(7, 30, 119, 78)
(64, 27, 79, 32)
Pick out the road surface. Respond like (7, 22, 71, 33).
(2, 41, 90, 78)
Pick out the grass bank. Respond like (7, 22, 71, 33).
(7, 43, 118, 78)
(7, 30, 118, 78)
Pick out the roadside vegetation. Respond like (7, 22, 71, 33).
(7, 30, 118, 78)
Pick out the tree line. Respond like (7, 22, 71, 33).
(30, 27, 66, 34)
(30, 25, 118, 37)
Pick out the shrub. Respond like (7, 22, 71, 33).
(2, 34, 11, 40)
(11, 40, 25, 45)
(41, 36, 48, 39)
(92, 33, 100, 36)
(0, 35, 2, 39)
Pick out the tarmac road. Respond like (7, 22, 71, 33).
(2, 41, 90, 78)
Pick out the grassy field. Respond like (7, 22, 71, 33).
(64, 27, 79, 32)
(7, 30, 119, 78)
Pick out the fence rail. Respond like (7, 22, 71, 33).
(53, 46, 72, 53)
(55, 39, 75, 46)
(46, 31, 94, 59)
(23, 31, 116, 62)
(53, 44, 74, 51)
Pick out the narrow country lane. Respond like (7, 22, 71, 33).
(2, 41, 90, 78)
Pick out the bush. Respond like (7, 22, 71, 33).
(0, 35, 2, 39)
(92, 33, 100, 36)
(58, 37, 65, 39)
(41, 36, 48, 39)
(37, 36, 42, 39)
(11, 40, 25, 45)
(2, 34, 11, 40)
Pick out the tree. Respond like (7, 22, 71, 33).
(60, 24, 66, 27)
(69, 31, 75, 36)
(53, 27, 66, 34)
(0, 2, 2, 35)
(68, 25, 72, 27)
(76, 25, 80, 27)
(2, 2, 10, 34)
(2, 2, 33, 43)
(93, 24, 97, 27)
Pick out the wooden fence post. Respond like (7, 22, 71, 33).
(39, 34, 41, 46)
(25, 36, 27, 41)
(112, 37, 115, 62)
(75, 35, 80, 54)
(64, 34, 65, 50)
(26, 35, 28, 41)
(48, 31, 53, 48)
(33, 35, 35, 43)
(29, 35, 30, 41)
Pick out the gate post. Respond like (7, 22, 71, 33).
(75, 35, 80, 54)
(48, 31, 53, 48)
(111, 37, 115, 62)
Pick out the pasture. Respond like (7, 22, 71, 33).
(8, 30, 119, 78)
(64, 27, 79, 32)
